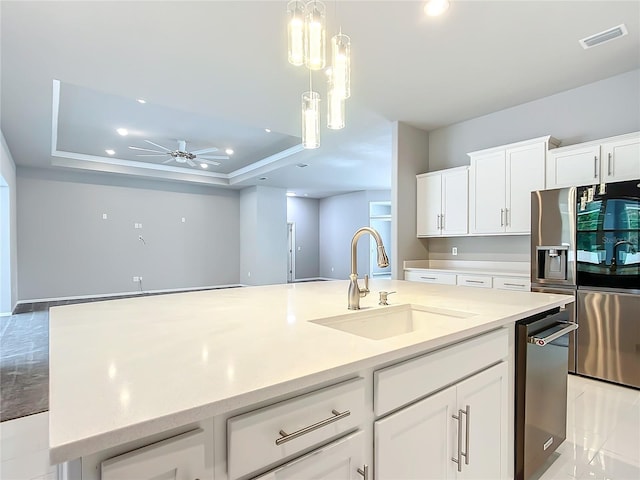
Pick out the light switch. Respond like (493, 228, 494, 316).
(102, 213, 108, 220)
(297, 246, 301, 251)
(181, 217, 186, 223)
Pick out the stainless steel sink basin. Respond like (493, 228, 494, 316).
(310, 305, 477, 340)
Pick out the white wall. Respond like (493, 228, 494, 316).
(287, 197, 320, 280)
(0, 131, 18, 313)
(425, 69, 640, 261)
(17, 168, 240, 300)
(392, 122, 430, 278)
(240, 186, 288, 286)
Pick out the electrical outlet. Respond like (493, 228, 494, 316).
(247, 271, 251, 278)
(452, 247, 458, 256)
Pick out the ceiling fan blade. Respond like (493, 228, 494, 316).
(144, 140, 172, 152)
(198, 159, 221, 166)
(162, 158, 174, 164)
(198, 155, 229, 160)
(191, 147, 219, 154)
(186, 158, 196, 167)
(129, 146, 166, 153)
(136, 154, 169, 157)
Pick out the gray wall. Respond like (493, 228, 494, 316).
(240, 186, 288, 286)
(425, 69, 640, 261)
(318, 190, 390, 280)
(0, 131, 18, 312)
(17, 168, 240, 300)
(287, 197, 320, 280)
(392, 122, 430, 278)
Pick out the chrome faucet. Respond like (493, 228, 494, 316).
(348, 227, 389, 310)
(610, 240, 637, 272)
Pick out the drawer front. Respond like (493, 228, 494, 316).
(404, 270, 457, 285)
(228, 377, 365, 480)
(374, 328, 508, 417)
(493, 276, 530, 291)
(457, 274, 492, 288)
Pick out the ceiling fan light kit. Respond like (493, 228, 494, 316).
(286, 0, 351, 148)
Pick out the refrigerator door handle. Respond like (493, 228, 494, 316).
(528, 321, 578, 347)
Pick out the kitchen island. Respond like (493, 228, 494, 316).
(49, 279, 572, 479)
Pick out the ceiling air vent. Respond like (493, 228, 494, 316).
(580, 24, 628, 49)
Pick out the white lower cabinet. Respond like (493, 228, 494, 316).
(375, 362, 509, 480)
(253, 430, 366, 480)
(100, 428, 207, 480)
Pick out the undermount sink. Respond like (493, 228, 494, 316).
(310, 305, 477, 340)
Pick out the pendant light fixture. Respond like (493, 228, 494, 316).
(302, 72, 320, 149)
(305, 1, 327, 70)
(327, 83, 345, 130)
(287, 1, 306, 66)
(330, 31, 350, 99)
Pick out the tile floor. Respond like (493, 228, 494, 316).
(0, 375, 637, 480)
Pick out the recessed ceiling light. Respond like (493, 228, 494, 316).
(286, 192, 296, 197)
(116, 128, 128, 136)
(424, 0, 449, 17)
(259, 177, 268, 181)
(200, 163, 208, 169)
(264, 128, 272, 133)
(105, 149, 115, 155)
(225, 148, 234, 155)
(297, 163, 309, 168)
(137, 99, 146, 104)
(304, 194, 309, 197)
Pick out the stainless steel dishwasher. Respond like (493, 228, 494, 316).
(514, 306, 578, 480)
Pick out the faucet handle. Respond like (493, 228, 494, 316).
(379, 291, 396, 306)
(363, 274, 369, 294)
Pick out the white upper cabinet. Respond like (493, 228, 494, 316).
(469, 136, 558, 235)
(546, 131, 640, 188)
(417, 167, 468, 237)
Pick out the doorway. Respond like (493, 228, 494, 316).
(369, 201, 392, 278)
(0, 177, 11, 314)
(287, 222, 296, 283)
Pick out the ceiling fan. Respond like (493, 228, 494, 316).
(128, 140, 229, 167)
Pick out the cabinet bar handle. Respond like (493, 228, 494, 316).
(504, 283, 525, 287)
(357, 465, 369, 479)
(436, 214, 440, 230)
(608, 153, 612, 176)
(440, 214, 444, 230)
(452, 409, 464, 472)
(275, 409, 350, 445)
(500, 208, 504, 227)
(505, 208, 509, 227)
(594, 156, 598, 178)
(420, 276, 437, 280)
(465, 280, 485, 284)
(462, 405, 470, 465)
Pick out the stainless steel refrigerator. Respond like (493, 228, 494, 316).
(531, 180, 640, 388)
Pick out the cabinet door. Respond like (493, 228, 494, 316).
(101, 429, 206, 480)
(601, 135, 640, 183)
(546, 145, 601, 188)
(442, 169, 468, 236)
(456, 362, 509, 480)
(254, 431, 365, 480)
(506, 142, 545, 233)
(375, 385, 457, 480)
(470, 151, 506, 234)
(417, 174, 442, 236)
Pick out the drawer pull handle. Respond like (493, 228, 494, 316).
(357, 465, 369, 479)
(420, 276, 437, 280)
(465, 280, 484, 284)
(275, 409, 350, 445)
(504, 283, 525, 287)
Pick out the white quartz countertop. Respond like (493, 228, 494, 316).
(404, 266, 531, 278)
(48, 279, 571, 463)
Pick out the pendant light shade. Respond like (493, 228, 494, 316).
(327, 86, 345, 130)
(287, 1, 306, 66)
(330, 33, 350, 99)
(305, 1, 326, 70)
(302, 91, 320, 149)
